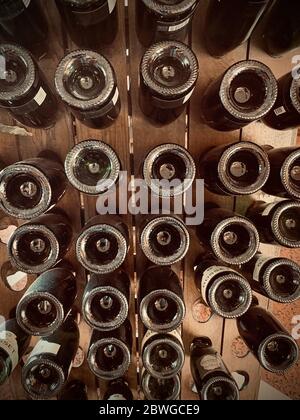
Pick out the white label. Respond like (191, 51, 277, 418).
(30, 340, 60, 358)
(168, 18, 190, 32)
(274, 106, 287, 116)
(112, 88, 119, 106)
(0, 331, 19, 371)
(108, 394, 127, 401)
(200, 354, 222, 371)
(33, 87, 47, 106)
(262, 202, 279, 216)
(141, 329, 182, 351)
(108, 0, 117, 14)
(201, 266, 236, 305)
(253, 256, 273, 282)
(23, 0, 31, 7)
(183, 88, 195, 104)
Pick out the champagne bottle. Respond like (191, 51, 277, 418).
(16, 267, 77, 336)
(55, 50, 121, 129)
(201, 60, 278, 131)
(57, 380, 88, 401)
(82, 270, 130, 331)
(0, 318, 30, 385)
(103, 379, 133, 401)
(190, 337, 240, 400)
(237, 305, 299, 373)
(139, 41, 198, 125)
(141, 371, 181, 400)
(22, 315, 79, 400)
(139, 266, 186, 333)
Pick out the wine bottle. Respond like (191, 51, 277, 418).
(201, 60, 278, 131)
(136, 0, 199, 47)
(57, 380, 88, 401)
(261, 0, 300, 57)
(194, 255, 252, 318)
(8, 211, 73, 274)
(263, 73, 300, 131)
(139, 266, 186, 333)
(76, 215, 129, 274)
(22, 315, 79, 400)
(237, 305, 299, 373)
(197, 206, 260, 265)
(241, 253, 300, 304)
(0, 318, 30, 386)
(190, 337, 240, 400)
(82, 270, 130, 331)
(16, 267, 77, 336)
(142, 143, 196, 197)
(65, 139, 121, 195)
(103, 379, 133, 401)
(246, 200, 300, 248)
(87, 319, 132, 380)
(141, 371, 181, 400)
(0, 153, 67, 220)
(0, 0, 48, 58)
(0, 44, 57, 129)
(55, 50, 121, 129)
(204, 0, 271, 57)
(200, 141, 270, 196)
(261, 147, 300, 200)
(55, 0, 118, 49)
(141, 329, 185, 379)
(140, 215, 190, 265)
(139, 41, 199, 125)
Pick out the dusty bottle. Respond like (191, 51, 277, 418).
(139, 41, 199, 125)
(200, 141, 270, 196)
(103, 378, 133, 401)
(142, 370, 181, 400)
(0, 44, 57, 129)
(55, 50, 121, 129)
(201, 60, 278, 131)
(58, 380, 88, 400)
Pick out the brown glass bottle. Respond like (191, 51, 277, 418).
(201, 60, 278, 131)
(55, 0, 118, 49)
(139, 41, 198, 125)
(200, 141, 270, 196)
(8, 211, 73, 274)
(237, 305, 299, 373)
(142, 371, 181, 400)
(103, 379, 133, 401)
(263, 73, 300, 131)
(197, 206, 260, 265)
(136, 0, 199, 47)
(0, 44, 57, 129)
(58, 380, 88, 401)
(246, 200, 300, 248)
(190, 337, 240, 400)
(55, 50, 121, 129)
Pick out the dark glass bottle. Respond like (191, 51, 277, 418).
(139, 41, 198, 125)
(139, 266, 186, 333)
(21, 315, 79, 400)
(142, 329, 184, 379)
(0, 153, 67, 220)
(200, 141, 270, 196)
(246, 200, 300, 248)
(58, 380, 88, 400)
(194, 255, 252, 318)
(263, 73, 300, 131)
(87, 319, 132, 380)
(8, 211, 73, 274)
(76, 215, 129, 275)
(82, 270, 130, 331)
(241, 253, 300, 304)
(55, 50, 121, 129)
(190, 337, 240, 400)
(136, 0, 199, 47)
(140, 215, 190, 265)
(262, 147, 300, 200)
(103, 378, 133, 401)
(197, 206, 260, 265)
(0, 44, 57, 129)
(55, 0, 118, 49)
(142, 143, 196, 197)
(204, 0, 271, 57)
(16, 267, 77, 337)
(0, 318, 30, 385)
(0, 0, 48, 58)
(142, 371, 181, 400)
(65, 139, 121, 195)
(261, 0, 300, 57)
(201, 60, 278, 131)
(237, 305, 299, 373)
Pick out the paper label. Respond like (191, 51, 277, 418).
(201, 266, 235, 305)
(108, 394, 127, 401)
(33, 87, 47, 106)
(253, 256, 273, 282)
(200, 354, 222, 372)
(0, 331, 19, 371)
(274, 106, 287, 116)
(23, 0, 31, 7)
(30, 340, 60, 358)
(111, 88, 119, 106)
(158, 18, 190, 32)
(141, 329, 182, 351)
(262, 202, 279, 216)
(108, 0, 117, 14)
